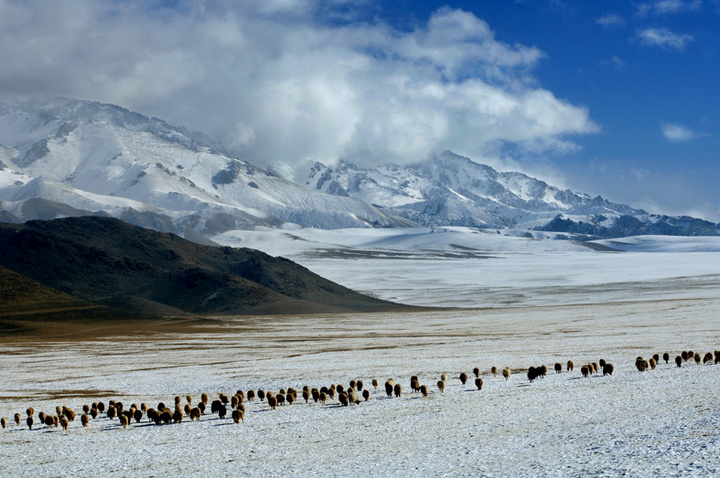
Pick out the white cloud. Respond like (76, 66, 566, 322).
(596, 14, 625, 28)
(662, 123, 698, 141)
(0, 1, 599, 166)
(636, 27, 694, 50)
(637, 0, 702, 16)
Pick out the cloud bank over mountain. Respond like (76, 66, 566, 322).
(0, 0, 597, 166)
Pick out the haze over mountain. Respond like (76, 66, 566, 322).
(0, 97, 717, 241)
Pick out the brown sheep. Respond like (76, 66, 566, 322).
(81, 414, 89, 427)
(681, 351, 688, 361)
(231, 395, 239, 409)
(648, 358, 656, 369)
(90, 408, 98, 419)
(348, 389, 359, 405)
(303, 389, 310, 403)
(591, 363, 599, 373)
(475, 367, 482, 377)
(14, 413, 21, 426)
(338, 392, 349, 406)
(349, 380, 357, 390)
(82, 404, 90, 414)
(258, 390, 266, 401)
(410, 376, 420, 392)
(440, 373, 448, 382)
(107, 406, 117, 419)
(286, 393, 295, 406)
(636, 359, 648, 372)
(715, 350, 720, 364)
(652, 354, 660, 364)
(599, 359, 607, 368)
(201, 393, 209, 404)
(663, 352, 670, 364)
(437, 380, 445, 393)
(336, 385, 344, 395)
(119, 414, 129, 429)
(675, 355, 682, 367)
(502, 367, 511, 381)
(231, 409, 244, 423)
(53, 416, 59, 427)
(26, 407, 34, 418)
(60, 416, 69, 431)
(357, 380, 364, 391)
(63, 407, 75, 422)
(328, 386, 336, 399)
(459, 373, 468, 385)
(197, 402, 206, 414)
(217, 404, 227, 419)
(97, 402, 105, 413)
(161, 410, 173, 425)
(319, 392, 327, 404)
(39, 411, 46, 424)
(363, 389, 370, 401)
(219, 393, 229, 405)
(420, 384, 429, 397)
(267, 395, 277, 410)
(1, 417, 6, 429)
(312, 388, 320, 402)
(190, 407, 201, 421)
(581, 365, 589, 378)
(175, 396, 182, 405)
(186, 395, 193, 405)
(26, 416, 33, 430)
(147, 409, 159, 425)
(44, 415, 54, 427)
(474, 378, 483, 390)
(394, 383, 402, 398)
(385, 381, 394, 397)
(247, 390, 256, 401)
(567, 360, 574, 372)
(184, 404, 191, 416)
(554, 363, 562, 374)
(704, 352, 713, 364)
(527, 366, 537, 381)
(539, 365, 548, 377)
(603, 363, 614, 376)
(372, 379, 379, 390)
(134, 409, 143, 423)
(276, 393, 286, 406)
(115, 402, 124, 414)
(694, 353, 701, 365)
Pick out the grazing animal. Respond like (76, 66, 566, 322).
(190, 407, 201, 421)
(348, 389, 359, 405)
(715, 350, 720, 364)
(217, 404, 227, 419)
(372, 379, 379, 390)
(119, 414, 129, 428)
(338, 392, 349, 407)
(232, 409, 244, 423)
(474, 378, 483, 390)
(319, 392, 327, 404)
(197, 402, 206, 414)
(247, 390, 256, 401)
(591, 363, 599, 373)
(599, 359, 606, 368)
(704, 352, 714, 364)
(276, 393, 286, 406)
(60, 416, 69, 431)
(44, 415, 54, 427)
(26, 416, 33, 430)
(26, 408, 34, 418)
(90, 408, 98, 419)
(675, 355, 682, 367)
(539, 365, 548, 378)
(186, 395, 192, 405)
(648, 358, 657, 369)
(303, 390, 310, 403)
(286, 393, 295, 406)
(502, 367, 511, 381)
(554, 363, 562, 374)
(527, 367, 537, 381)
(82, 404, 90, 414)
(349, 380, 357, 390)
(567, 360, 574, 372)
(312, 388, 320, 403)
(694, 353, 701, 365)
(357, 380, 364, 391)
(267, 395, 277, 410)
(635, 358, 648, 372)
(437, 380, 445, 393)
(175, 396, 181, 405)
(161, 410, 173, 425)
(1, 417, 6, 429)
(38, 411, 46, 424)
(602, 363, 614, 376)
(681, 351, 688, 361)
(97, 402, 105, 413)
(336, 385, 344, 395)
(393, 383, 402, 398)
(231, 395, 239, 409)
(201, 393, 209, 404)
(581, 366, 589, 378)
(385, 381, 394, 397)
(219, 393, 229, 404)
(107, 406, 117, 419)
(363, 389, 370, 401)
(475, 367, 482, 377)
(440, 374, 448, 382)
(410, 377, 420, 392)
(420, 385, 429, 397)
(14, 413, 20, 426)
(663, 352, 670, 364)
(211, 400, 223, 414)
(459, 373, 467, 385)
(133, 409, 143, 423)
(81, 414, 90, 427)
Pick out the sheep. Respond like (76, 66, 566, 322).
(652, 354, 660, 364)
(60, 416, 69, 431)
(276, 393, 286, 406)
(0, 418, 6, 429)
(38, 411, 46, 425)
(581, 365, 589, 378)
(184, 404, 191, 417)
(14, 413, 21, 426)
(247, 390, 256, 402)
(437, 380, 445, 393)
(90, 408, 98, 419)
(219, 393, 229, 405)
(201, 393, 209, 404)
(636, 359, 648, 372)
(336, 385, 344, 395)
(681, 351, 688, 361)
(554, 363, 562, 374)
(286, 393, 295, 406)
(338, 392, 349, 407)
(26, 416, 33, 430)
(675, 355, 683, 367)
(319, 392, 327, 404)
(82, 404, 90, 414)
(119, 414, 129, 429)
(591, 363, 599, 373)
(147, 409, 159, 425)
(420, 384, 429, 397)
(328, 386, 336, 399)
(231, 409, 244, 423)
(715, 350, 720, 364)
(81, 414, 90, 427)
(26, 408, 34, 418)
(107, 406, 117, 419)
(348, 389, 360, 405)
(311, 388, 320, 403)
(372, 379, 379, 390)
(53, 416, 59, 427)
(231, 395, 239, 410)
(411, 376, 420, 392)
(63, 407, 75, 422)
(186, 395, 192, 405)
(356, 380, 364, 391)
(694, 353, 701, 365)
(267, 395, 277, 410)
(703, 352, 713, 364)
(134, 409, 143, 423)
(475, 367, 482, 377)
(197, 402, 206, 414)
(502, 367, 511, 381)
(349, 380, 357, 390)
(663, 352, 670, 364)
(115, 402, 124, 414)
(440, 373, 448, 382)
(648, 358, 656, 369)
(602, 363, 614, 376)
(539, 365, 548, 378)
(44, 415, 55, 427)
(474, 378, 483, 390)
(363, 389, 370, 401)
(218, 404, 228, 419)
(567, 360, 574, 372)
(459, 373, 468, 385)
(385, 381, 394, 397)
(302, 389, 310, 403)
(97, 402, 106, 413)
(394, 383, 402, 398)
(161, 410, 173, 425)
(175, 396, 182, 405)
(190, 407, 201, 421)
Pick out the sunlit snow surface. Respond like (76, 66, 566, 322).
(2, 228, 720, 477)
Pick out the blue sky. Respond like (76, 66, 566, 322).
(0, 0, 718, 219)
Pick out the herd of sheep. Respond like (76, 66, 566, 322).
(2, 349, 718, 433)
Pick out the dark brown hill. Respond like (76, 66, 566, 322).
(0, 217, 409, 316)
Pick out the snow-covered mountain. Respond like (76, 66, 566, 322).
(298, 151, 720, 237)
(0, 98, 412, 242)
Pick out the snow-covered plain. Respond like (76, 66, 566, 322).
(2, 229, 720, 477)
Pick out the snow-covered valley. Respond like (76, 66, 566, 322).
(2, 230, 720, 476)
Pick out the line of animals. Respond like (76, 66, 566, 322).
(2, 349, 718, 432)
